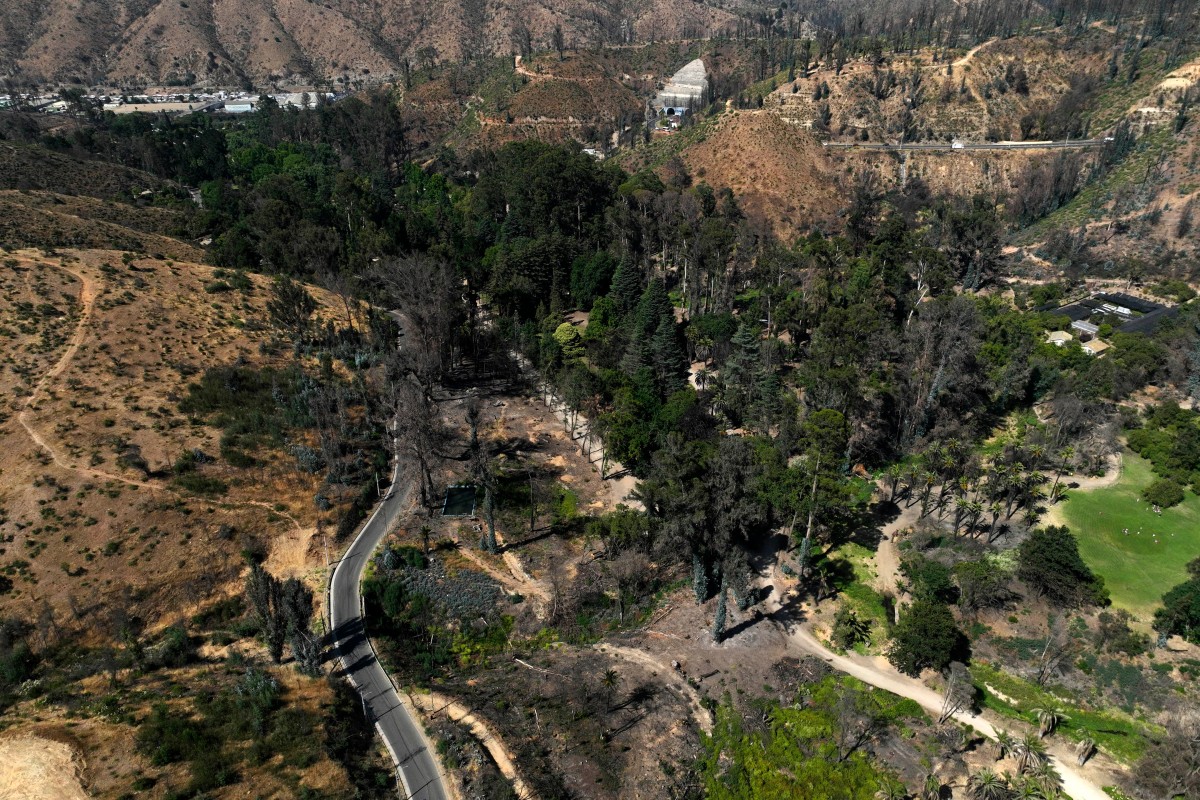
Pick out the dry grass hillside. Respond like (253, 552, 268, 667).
(0, 665, 375, 799)
(631, 110, 843, 241)
(404, 44, 716, 152)
(0, 248, 350, 632)
(0, 0, 738, 87)
(0, 142, 178, 201)
(0, 191, 202, 260)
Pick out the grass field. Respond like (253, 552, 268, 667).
(1051, 451, 1200, 619)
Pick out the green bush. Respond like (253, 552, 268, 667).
(1142, 478, 1184, 508)
(172, 472, 228, 496)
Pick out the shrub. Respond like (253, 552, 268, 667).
(1017, 526, 1109, 607)
(1142, 478, 1184, 508)
(173, 473, 228, 496)
(888, 599, 963, 676)
(831, 606, 870, 650)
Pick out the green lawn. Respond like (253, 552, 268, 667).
(1052, 451, 1200, 619)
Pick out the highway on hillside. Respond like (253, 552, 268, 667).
(822, 139, 1108, 151)
(328, 446, 449, 800)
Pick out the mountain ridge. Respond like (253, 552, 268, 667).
(0, 0, 739, 87)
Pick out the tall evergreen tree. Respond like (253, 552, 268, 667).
(609, 258, 643, 318)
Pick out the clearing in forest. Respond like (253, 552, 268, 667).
(1050, 451, 1200, 619)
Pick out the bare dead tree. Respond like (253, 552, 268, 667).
(373, 254, 462, 399)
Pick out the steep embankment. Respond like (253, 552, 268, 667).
(671, 110, 843, 240)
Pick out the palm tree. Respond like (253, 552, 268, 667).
(954, 496, 972, 536)
(1049, 446, 1074, 496)
(1074, 737, 1096, 766)
(1027, 760, 1061, 799)
(921, 773, 943, 800)
(885, 463, 905, 502)
(987, 501, 1004, 542)
(1027, 444, 1046, 470)
(875, 777, 909, 800)
(966, 499, 985, 537)
(994, 730, 1017, 762)
(1014, 733, 1048, 773)
(1030, 708, 1064, 738)
(967, 768, 1011, 800)
(1011, 777, 1045, 800)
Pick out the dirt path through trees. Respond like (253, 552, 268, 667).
(593, 643, 715, 733)
(952, 37, 998, 68)
(872, 500, 924, 597)
(760, 582, 1116, 800)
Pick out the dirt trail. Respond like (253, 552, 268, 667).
(408, 691, 536, 800)
(1062, 451, 1123, 492)
(514, 55, 549, 81)
(454, 537, 553, 615)
(952, 37, 997, 68)
(759, 580, 1115, 800)
(0, 734, 89, 800)
(13, 260, 306, 537)
(593, 643, 714, 733)
(872, 500, 924, 596)
(782, 621, 1112, 800)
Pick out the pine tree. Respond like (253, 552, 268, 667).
(720, 323, 760, 420)
(609, 258, 643, 318)
(246, 564, 287, 663)
(650, 317, 688, 394)
(635, 278, 674, 340)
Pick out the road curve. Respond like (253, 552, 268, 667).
(328, 451, 449, 800)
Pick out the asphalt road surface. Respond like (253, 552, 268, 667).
(328, 451, 449, 800)
(822, 139, 1107, 151)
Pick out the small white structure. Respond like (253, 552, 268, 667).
(1082, 339, 1111, 356)
(653, 59, 708, 114)
(1046, 331, 1073, 346)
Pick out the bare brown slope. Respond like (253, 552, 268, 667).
(0, 193, 201, 259)
(0, 0, 737, 86)
(0, 249, 348, 629)
(677, 111, 842, 242)
(0, 141, 177, 200)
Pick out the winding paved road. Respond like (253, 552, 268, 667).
(328, 450, 449, 800)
